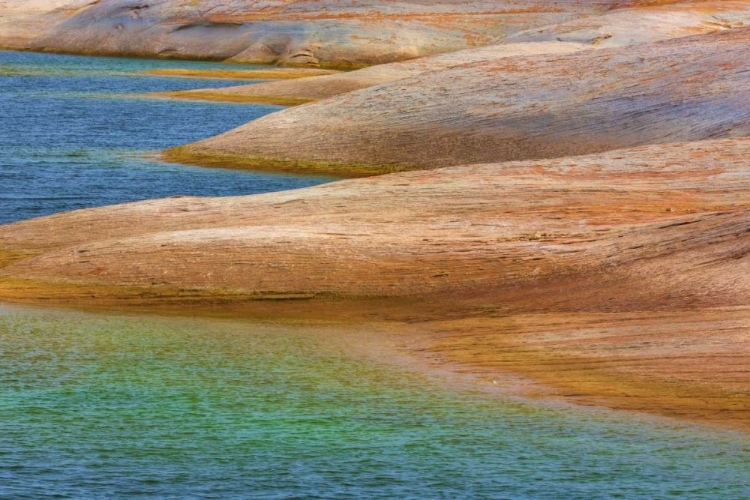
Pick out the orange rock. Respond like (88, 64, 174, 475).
(2, 139, 750, 429)
(173, 27, 750, 174)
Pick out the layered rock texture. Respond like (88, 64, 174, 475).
(155, 41, 593, 105)
(3, 1, 750, 428)
(156, 1, 750, 105)
(4, 1, 748, 67)
(2, 139, 750, 428)
(0, 0, 598, 66)
(0, 0, 91, 48)
(3, 139, 749, 300)
(172, 26, 750, 174)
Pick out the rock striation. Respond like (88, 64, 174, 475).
(2, 139, 749, 301)
(154, 1, 750, 105)
(3, 0, 750, 429)
(2, 139, 750, 428)
(6, 1, 744, 68)
(170, 27, 750, 175)
(154, 41, 592, 105)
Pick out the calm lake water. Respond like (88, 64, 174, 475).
(0, 50, 334, 225)
(1, 52, 749, 499)
(0, 304, 748, 499)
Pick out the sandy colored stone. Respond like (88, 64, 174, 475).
(6, 1, 742, 67)
(172, 27, 750, 174)
(155, 1, 750, 106)
(3, 0, 611, 67)
(155, 41, 592, 105)
(2, 139, 750, 429)
(0, 0, 90, 48)
(2, 138, 750, 302)
(507, 0, 750, 47)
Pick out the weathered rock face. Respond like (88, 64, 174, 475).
(3, 138, 750, 305)
(0, 0, 90, 48)
(154, 1, 750, 105)
(2, 0, 721, 67)
(507, 0, 750, 47)
(5, 140, 750, 428)
(176, 27, 750, 173)
(156, 41, 593, 105)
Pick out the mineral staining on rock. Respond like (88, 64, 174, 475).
(172, 27, 750, 174)
(3, 139, 750, 428)
(3, 0, 731, 68)
(2, 0, 750, 430)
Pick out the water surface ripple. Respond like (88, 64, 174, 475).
(0, 305, 748, 499)
(0, 50, 333, 225)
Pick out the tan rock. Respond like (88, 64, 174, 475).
(155, 1, 750, 106)
(155, 41, 591, 105)
(6, 1, 740, 68)
(172, 28, 750, 175)
(7, 0, 606, 67)
(3, 139, 750, 429)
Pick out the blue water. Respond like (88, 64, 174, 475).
(0, 304, 748, 500)
(1, 52, 749, 499)
(0, 50, 334, 225)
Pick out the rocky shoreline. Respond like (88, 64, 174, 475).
(2, 0, 750, 430)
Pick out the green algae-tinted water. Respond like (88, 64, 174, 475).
(0, 50, 334, 225)
(0, 305, 748, 499)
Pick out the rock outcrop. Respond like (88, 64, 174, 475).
(154, 1, 750, 105)
(170, 27, 750, 175)
(3, 139, 750, 428)
(6, 1, 746, 68)
(0, 0, 91, 48)
(154, 41, 592, 105)
(2, 139, 750, 302)
(3, 0, 750, 430)
(2, 0, 608, 67)
(506, 0, 750, 47)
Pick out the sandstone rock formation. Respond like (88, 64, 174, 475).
(506, 0, 750, 47)
(2, 139, 749, 300)
(0, 0, 90, 48)
(6, 1, 745, 68)
(2, 139, 750, 428)
(170, 27, 750, 175)
(154, 41, 592, 105)
(3, 0, 750, 430)
(154, 1, 750, 105)
(1, 0, 601, 66)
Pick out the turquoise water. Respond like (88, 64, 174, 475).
(0, 50, 334, 225)
(1, 51, 749, 499)
(0, 304, 748, 499)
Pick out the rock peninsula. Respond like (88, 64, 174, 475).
(3, 139, 750, 429)
(168, 27, 750, 176)
(2, 0, 750, 430)
(0, 0, 613, 67)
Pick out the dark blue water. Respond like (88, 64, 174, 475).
(0, 50, 334, 225)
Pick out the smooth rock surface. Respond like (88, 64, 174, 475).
(3, 139, 750, 428)
(506, 0, 750, 47)
(175, 27, 750, 173)
(155, 1, 750, 105)
(2, 139, 750, 301)
(156, 41, 592, 105)
(3, 1, 732, 67)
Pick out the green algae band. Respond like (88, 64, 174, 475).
(1, 304, 749, 498)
